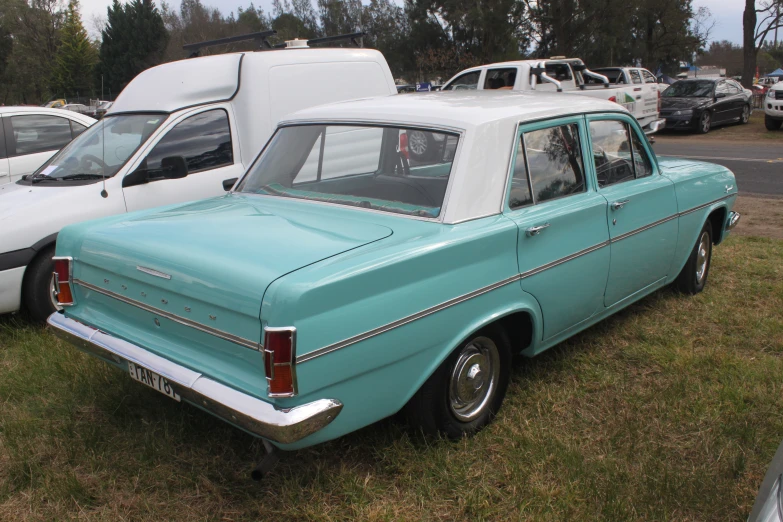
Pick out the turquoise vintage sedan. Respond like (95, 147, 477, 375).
(48, 92, 740, 456)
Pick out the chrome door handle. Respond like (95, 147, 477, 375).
(526, 223, 551, 237)
(611, 199, 630, 211)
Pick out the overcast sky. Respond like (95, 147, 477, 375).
(79, 0, 748, 45)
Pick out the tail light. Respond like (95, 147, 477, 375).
(398, 132, 409, 159)
(608, 96, 617, 103)
(52, 256, 74, 306)
(263, 326, 297, 397)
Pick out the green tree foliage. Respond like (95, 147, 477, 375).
(51, 0, 96, 97)
(99, 0, 168, 95)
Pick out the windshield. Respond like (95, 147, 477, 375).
(28, 114, 165, 183)
(236, 124, 459, 218)
(663, 81, 715, 97)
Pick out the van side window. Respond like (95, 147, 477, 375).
(443, 71, 481, 91)
(7, 115, 72, 156)
(523, 124, 585, 203)
(142, 109, 233, 178)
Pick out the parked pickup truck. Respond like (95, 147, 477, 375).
(442, 58, 665, 135)
(0, 45, 398, 321)
(764, 81, 783, 130)
(49, 91, 738, 463)
(587, 66, 668, 94)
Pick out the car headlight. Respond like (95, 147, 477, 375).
(754, 473, 783, 522)
(768, 90, 776, 98)
(673, 109, 693, 116)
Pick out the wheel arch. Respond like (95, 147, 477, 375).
(707, 206, 728, 245)
(20, 233, 58, 302)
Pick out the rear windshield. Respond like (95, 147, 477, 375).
(237, 125, 459, 218)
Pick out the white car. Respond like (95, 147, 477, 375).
(764, 82, 783, 130)
(0, 45, 398, 321)
(442, 58, 665, 135)
(0, 107, 95, 185)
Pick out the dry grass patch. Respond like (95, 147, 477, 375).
(1, 235, 782, 521)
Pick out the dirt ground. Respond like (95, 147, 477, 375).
(732, 194, 783, 239)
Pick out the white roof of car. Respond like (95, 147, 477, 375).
(0, 106, 96, 125)
(109, 48, 393, 115)
(283, 91, 628, 224)
(283, 90, 627, 130)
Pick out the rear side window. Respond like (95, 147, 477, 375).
(7, 115, 72, 156)
(508, 135, 533, 209)
(142, 109, 232, 178)
(444, 71, 481, 91)
(484, 68, 517, 90)
(520, 123, 585, 204)
(589, 120, 652, 188)
(642, 70, 657, 84)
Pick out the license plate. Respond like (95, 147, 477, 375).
(127, 361, 181, 402)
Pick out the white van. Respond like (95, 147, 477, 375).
(0, 47, 397, 320)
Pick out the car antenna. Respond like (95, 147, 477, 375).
(182, 30, 278, 58)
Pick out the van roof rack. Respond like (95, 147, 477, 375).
(183, 30, 278, 58)
(269, 32, 366, 49)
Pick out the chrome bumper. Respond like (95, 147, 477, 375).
(726, 211, 741, 231)
(644, 118, 666, 135)
(47, 312, 342, 444)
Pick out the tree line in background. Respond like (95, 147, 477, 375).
(0, 0, 780, 105)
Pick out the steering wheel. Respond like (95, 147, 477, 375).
(80, 154, 109, 170)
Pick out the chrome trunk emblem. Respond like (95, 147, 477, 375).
(137, 266, 172, 280)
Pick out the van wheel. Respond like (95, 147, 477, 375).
(675, 220, 713, 295)
(765, 115, 782, 131)
(23, 246, 60, 322)
(404, 325, 511, 438)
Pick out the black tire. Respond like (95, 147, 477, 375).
(740, 104, 751, 124)
(22, 245, 59, 322)
(697, 111, 711, 134)
(675, 220, 713, 295)
(765, 115, 782, 131)
(404, 325, 511, 439)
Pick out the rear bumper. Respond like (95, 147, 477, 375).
(47, 312, 343, 445)
(643, 118, 666, 135)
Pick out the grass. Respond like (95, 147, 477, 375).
(658, 111, 783, 141)
(1, 235, 782, 521)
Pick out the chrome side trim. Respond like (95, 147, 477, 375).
(678, 194, 732, 216)
(47, 312, 341, 445)
(136, 266, 172, 280)
(611, 214, 678, 243)
(73, 279, 260, 351)
(297, 240, 609, 364)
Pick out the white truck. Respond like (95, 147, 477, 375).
(0, 42, 398, 321)
(442, 58, 665, 135)
(764, 81, 783, 130)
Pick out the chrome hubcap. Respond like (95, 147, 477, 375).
(702, 115, 710, 132)
(743, 106, 749, 122)
(408, 131, 427, 155)
(449, 337, 500, 422)
(695, 231, 710, 284)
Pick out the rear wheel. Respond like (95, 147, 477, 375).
(22, 246, 60, 322)
(404, 325, 511, 438)
(697, 112, 711, 134)
(675, 220, 713, 295)
(765, 115, 782, 131)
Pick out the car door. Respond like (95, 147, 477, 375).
(2, 113, 74, 182)
(504, 117, 610, 341)
(712, 81, 734, 123)
(726, 81, 746, 118)
(641, 69, 661, 119)
(0, 117, 9, 184)
(122, 106, 245, 212)
(585, 114, 678, 307)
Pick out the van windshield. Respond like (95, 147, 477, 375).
(237, 124, 459, 218)
(28, 114, 166, 184)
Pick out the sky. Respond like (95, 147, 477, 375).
(79, 0, 749, 45)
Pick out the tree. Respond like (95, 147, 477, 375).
(743, 0, 783, 86)
(99, 0, 168, 95)
(52, 0, 96, 97)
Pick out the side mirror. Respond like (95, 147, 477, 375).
(160, 156, 188, 179)
(222, 177, 238, 191)
(715, 92, 727, 99)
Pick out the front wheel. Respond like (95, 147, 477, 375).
(675, 220, 713, 295)
(697, 112, 711, 134)
(765, 115, 782, 131)
(22, 245, 61, 322)
(404, 325, 511, 439)
(740, 104, 751, 124)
